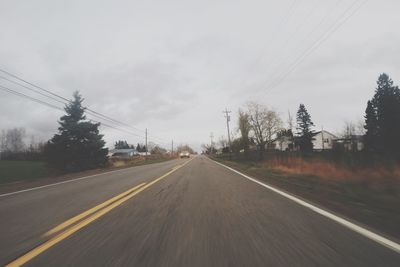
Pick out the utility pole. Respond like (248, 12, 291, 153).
(145, 128, 148, 157)
(223, 108, 232, 152)
(171, 139, 174, 156)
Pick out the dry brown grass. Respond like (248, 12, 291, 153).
(264, 156, 400, 186)
(109, 157, 144, 168)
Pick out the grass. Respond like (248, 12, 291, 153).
(0, 155, 175, 187)
(213, 154, 400, 240)
(0, 160, 50, 184)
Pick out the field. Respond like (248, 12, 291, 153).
(213, 153, 400, 240)
(0, 155, 176, 194)
(0, 160, 50, 184)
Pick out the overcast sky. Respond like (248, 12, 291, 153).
(1, 0, 400, 151)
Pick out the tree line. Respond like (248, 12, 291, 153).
(114, 140, 148, 152)
(0, 128, 45, 160)
(208, 73, 400, 161)
(2, 90, 181, 172)
(226, 102, 314, 156)
(114, 140, 172, 154)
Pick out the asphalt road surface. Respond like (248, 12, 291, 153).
(0, 156, 399, 266)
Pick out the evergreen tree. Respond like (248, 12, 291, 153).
(115, 140, 129, 149)
(364, 100, 378, 151)
(44, 92, 108, 171)
(364, 73, 400, 158)
(136, 143, 141, 152)
(296, 104, 314, 152)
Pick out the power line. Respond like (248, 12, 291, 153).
(0, 85, 64, 111)
(296, 0, 345, 52)
(0, 68, 139, 132)
(262, 0, 368, 93)
(0, 84, 170, 148)
(0, 68, 70, 102)
(260, 0, 357, 89)
(254, 0, 298, 64)
(262, 0, 356, 88)
(0, 74, 148, 136)
(0, 68, 169, 143)
(0, 75, 66, 105)
(0, 73, 152, 138)
(260, 0, 322, 77)
(240, 0, 299, 87)
(267, 0, 344, 79)
(0, 84, 146, 139)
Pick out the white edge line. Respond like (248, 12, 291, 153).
(211, 158, 400, 254)
(0, 160, 178, 198)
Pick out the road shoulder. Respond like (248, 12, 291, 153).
(210, 156, 400, 245)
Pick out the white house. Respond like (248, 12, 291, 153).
(273, 136, 294, 151)
(333, 135, 364, 152)
(312, 130, 337, 151)
(273, 130, 346, 151)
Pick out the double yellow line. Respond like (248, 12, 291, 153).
(7, 159, 192, 267)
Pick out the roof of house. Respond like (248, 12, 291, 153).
(312, 130, 337, 138)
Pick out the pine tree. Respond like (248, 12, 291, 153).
(364, 73, 400, 158)
(296, 104, 314, 153)
(115, 140, 129, 149)
(136, 143, 141, 152)
(44, 91, 108, 171)
(364, 100, 378, 151)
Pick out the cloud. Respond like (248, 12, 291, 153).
(1, 0, 400, 151)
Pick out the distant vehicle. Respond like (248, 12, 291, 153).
(179, 151, 190, 158)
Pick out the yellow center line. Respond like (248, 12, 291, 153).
(7, 158, 194, 267)
(44, 182, 147, 237)
(172, 164, 182, 170)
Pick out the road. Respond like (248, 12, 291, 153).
(0, 156, 399, 266)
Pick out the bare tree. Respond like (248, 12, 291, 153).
(356, 118, 366, 135)
(287, 110, 294, 133)
(238, 109, 251, 153)
(0, 130, 6, 152)
(286, 110, 295, 148)
(218, 136, 228, 149)
(246, 102, 282, 154)
(151, 145, 167, 154)
(176, 144, 194, 154)
(147, 141, 157, 153)
(3, 128, 26, 152)
(342, 120, 356, 138)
